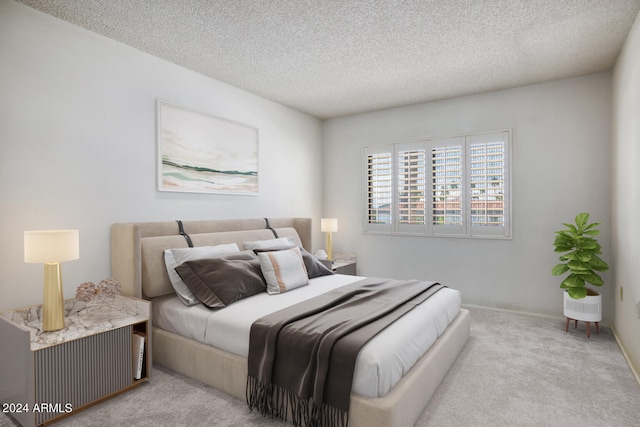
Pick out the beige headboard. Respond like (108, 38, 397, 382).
(111, 218, 312, 299)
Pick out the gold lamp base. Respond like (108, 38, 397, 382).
(42, 262, 65, 331)
(326, 232, 333, 261)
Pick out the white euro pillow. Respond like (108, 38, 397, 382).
(242, 237, 295, 251)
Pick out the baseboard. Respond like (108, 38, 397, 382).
(462, 303, 565, 322)
(461, 303, 611, 326)
(611, 326, 640, 388)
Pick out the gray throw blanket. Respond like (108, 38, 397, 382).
(246, 277, 446, 427)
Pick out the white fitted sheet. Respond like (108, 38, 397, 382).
(152, 274, 461, 398)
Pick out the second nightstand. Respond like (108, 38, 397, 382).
(320, 253, 357, 275)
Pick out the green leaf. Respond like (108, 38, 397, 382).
(568, 260, 591, 271)
(583, 221, 601, 231)
(575, 252, 592, 262)
(554, 246, 574, 254)
(553, 234, 573, 242)
(590, 254, 610, 271)
(553, 236, 575, 247)
(567, 287, 588, 299)
(580, 239, 599, 250)
(561, 252, 578, 261)
(554, 232, 576, 243)
(575, 212, 590, 231)
(552, 263, 569, 276)
(562, 274, 585, 288)
(583, 272, 604, 286)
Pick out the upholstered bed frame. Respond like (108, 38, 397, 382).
(111, 218, 470, 427)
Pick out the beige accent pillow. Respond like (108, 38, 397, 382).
(258, 247, 309, 294)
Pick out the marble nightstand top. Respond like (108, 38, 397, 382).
(0, 295, 149, 350)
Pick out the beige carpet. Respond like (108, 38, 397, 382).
(2, 306, 639, 426)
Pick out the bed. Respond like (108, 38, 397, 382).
(111, 218, 470, 427)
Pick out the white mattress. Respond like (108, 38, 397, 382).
(152, 274, 461, 398)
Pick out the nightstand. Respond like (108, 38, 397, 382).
(0, 295, 151, 426)
(320, 253, 357, 275)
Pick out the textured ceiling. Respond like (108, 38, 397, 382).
(18, 0, 640, 119)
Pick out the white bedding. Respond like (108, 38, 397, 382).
(152, 274, 462, 398)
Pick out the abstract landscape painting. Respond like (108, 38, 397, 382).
(157, 101, 259, 195)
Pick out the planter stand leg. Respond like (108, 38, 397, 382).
(586, 322, 600, 338)
(565, 317, 600, 338)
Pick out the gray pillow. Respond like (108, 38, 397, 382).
(175, 254, 265, 309)
(164, 243, 241, 306)
(299, 247, 334, 278)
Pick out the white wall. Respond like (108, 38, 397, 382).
(612, 11, 640, 377)
(323, 73, 612, 319)
(0, 0, 323, 311)
(0, 0, 621, 327)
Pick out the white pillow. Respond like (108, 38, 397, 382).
(164, 243, 240, 305)
(243, 237, 295, 251)
(258, 247, 309, 295)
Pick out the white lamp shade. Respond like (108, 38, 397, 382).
(24, 230, 79, 263)
(321, 218, 338, 233)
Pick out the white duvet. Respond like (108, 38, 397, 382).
(152, 274, 461, 398)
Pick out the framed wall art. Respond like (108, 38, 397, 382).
(157, 100, 259, 195)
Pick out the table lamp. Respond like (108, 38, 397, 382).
(320, 218, 338, 261)
(24, 229, 79, 331)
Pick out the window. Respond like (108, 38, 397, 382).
(364, 130, 511, 238)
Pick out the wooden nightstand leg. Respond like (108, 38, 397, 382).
(565, 317, 570, 332)
(595, 322, 599, 335)
(586, 321, 591, 338)
(574, 319, 578, 329)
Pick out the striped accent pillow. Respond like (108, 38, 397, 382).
(258, 247, 309, 294)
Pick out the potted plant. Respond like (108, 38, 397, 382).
(552, 212, 609, 329)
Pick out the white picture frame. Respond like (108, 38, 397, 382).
(157, 100, 259, 195)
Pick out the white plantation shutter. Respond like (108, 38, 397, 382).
(396, 142, 426, 234)
(364, 130, 511, 238)
(468, 131, 510, 237)
(430, 137, 464, 236)
(364, 146, 393, 233)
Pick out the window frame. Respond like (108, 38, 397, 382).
(363, 129, 512, 239)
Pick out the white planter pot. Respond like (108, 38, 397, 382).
(563, 291, 602, 322)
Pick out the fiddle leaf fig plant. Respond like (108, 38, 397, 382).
(552, 212, 609, 299)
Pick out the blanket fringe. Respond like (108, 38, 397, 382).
(247, 376, 348, 427)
